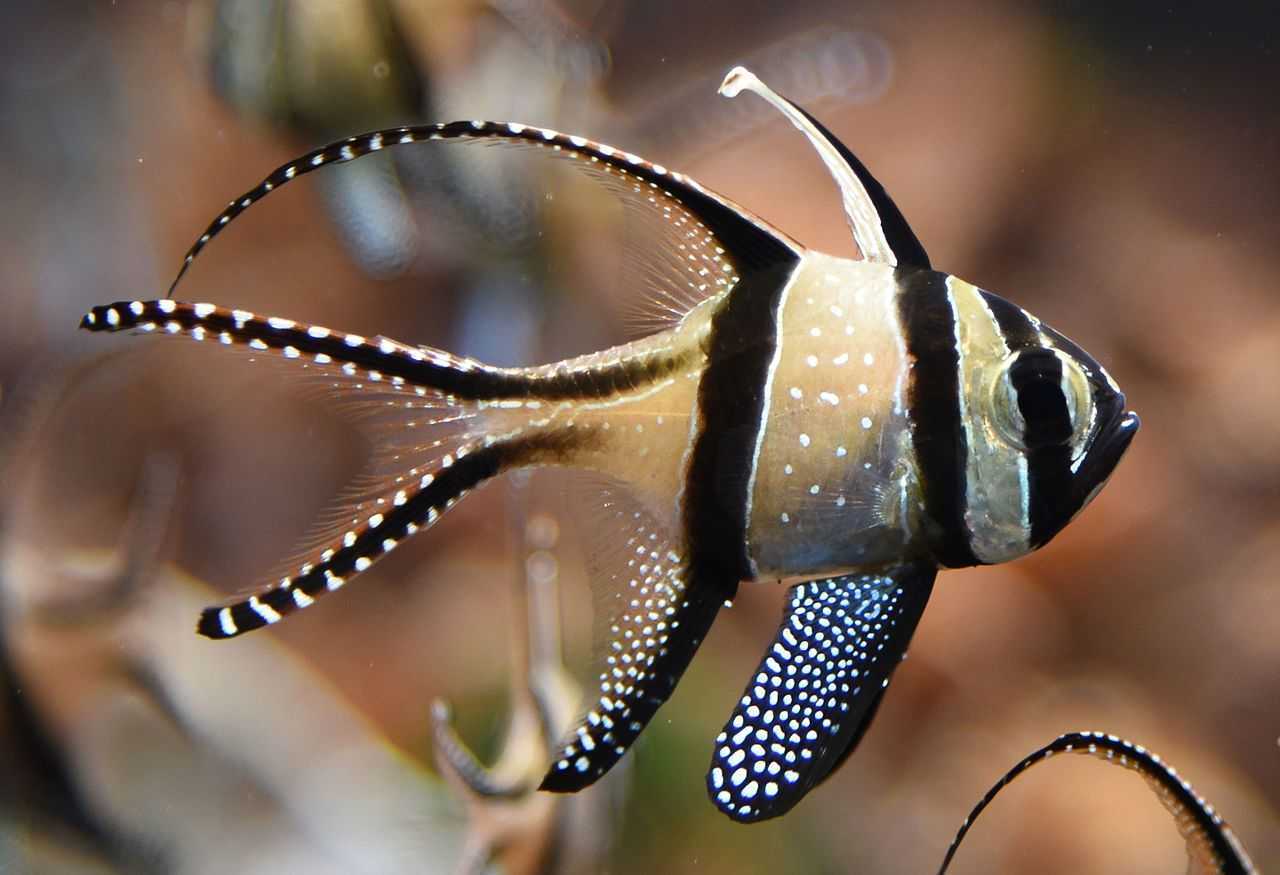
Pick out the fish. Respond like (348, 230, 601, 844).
(79, 65, 1139, 823)
(938, 731, 1256, 874)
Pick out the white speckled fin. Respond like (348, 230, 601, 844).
(707, 565, 934, 822)
(540, 477, 722, 792)
(719, 66, 930, 270)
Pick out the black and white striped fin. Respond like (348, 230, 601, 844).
(707, 565, 935, 822)
(162, 118, 801, 303)
(937, 731, 1256, 875)
(78, 298, 513, 396)
(192, 431, 583, 640)
(78, 299, 689, 404)
(718, 66, 929, 270)
(539, 481, 723, 793)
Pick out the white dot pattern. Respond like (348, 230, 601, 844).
(541, 515, 723, 793)
(707, 567, 934, 822)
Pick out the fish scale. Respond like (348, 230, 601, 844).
(80, 65, 1138, 822)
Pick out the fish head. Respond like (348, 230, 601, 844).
(968, 291, 1139, 559)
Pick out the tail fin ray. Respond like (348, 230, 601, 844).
(197, 431, 584, 639)
(81, 300, 535, 401)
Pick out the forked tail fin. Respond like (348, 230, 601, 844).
(80, 299, 594, 638)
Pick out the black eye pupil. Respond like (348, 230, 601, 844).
(1009, 352, 1074, 448)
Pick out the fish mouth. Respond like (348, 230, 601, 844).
(1074, 400, 1139, 505)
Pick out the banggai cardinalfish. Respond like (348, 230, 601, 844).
(82, 67, 1138, 822)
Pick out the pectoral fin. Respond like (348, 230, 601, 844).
(707, 564, 935, 822)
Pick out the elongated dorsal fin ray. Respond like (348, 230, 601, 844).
(708, 565, 935, 822)
(718, 66, 930, 270)
(937, 732, 1257, 875)
(164, 120, 802, 303)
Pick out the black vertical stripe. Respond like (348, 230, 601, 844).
(544, 258, 801, 794)
(980, 293, 1076, 548)
(896, 269, 978, 568)
(683, 259, 800, 593)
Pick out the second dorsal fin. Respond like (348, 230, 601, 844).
(718, 66, 930, 271)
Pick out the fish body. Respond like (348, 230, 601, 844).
(81, 67, 1138, 822)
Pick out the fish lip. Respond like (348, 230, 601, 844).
(1074, 399, 1139, 501)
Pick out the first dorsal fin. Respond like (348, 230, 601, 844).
(718, 66, 930, 271)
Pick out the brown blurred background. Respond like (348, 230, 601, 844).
(1, 1, 1277, 873)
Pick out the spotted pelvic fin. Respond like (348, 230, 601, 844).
(707, 565, 935, 822)
(719, 66, 930, 270)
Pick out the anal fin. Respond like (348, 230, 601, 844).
(539, 479, 723, 792)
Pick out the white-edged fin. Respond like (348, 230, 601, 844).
(936, 731, 1258, 875)
(707, 565, 935, 822)
(540, 477, 722, 792)
(719, 66, 931, 270)
(158, 120, 801, 328)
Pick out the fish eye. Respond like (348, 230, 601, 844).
(989, 349, 1093, 453)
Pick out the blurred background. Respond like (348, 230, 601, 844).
(0, 1, 1277, 872)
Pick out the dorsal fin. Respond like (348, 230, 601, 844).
(718, 66, 930, 270)
(163, 120, 802, 302)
